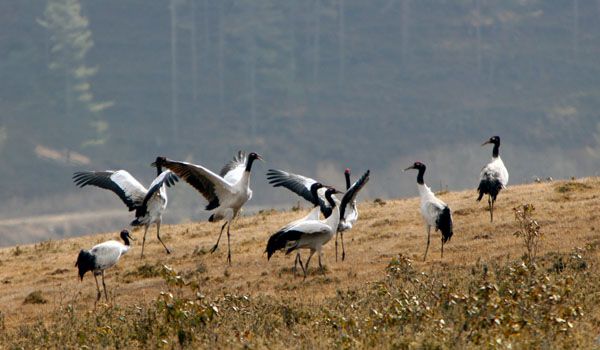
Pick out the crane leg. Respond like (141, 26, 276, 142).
(335, 231, 337, 262)
(226, 222, 232, 265)
(294, 252, 305, 278)
(304, 250, 315, 281)
(156, 221, 171, 254)
(156, 221, 171, 255)
(489, 196, 494, 222)
(424, 226, 431, 262)
(101, 270, 108, 302)
(441, 239, 444, 259)
(210, 222, 228, 253)
(94, 273, 102, 301)
(140, 225, 149, 259)
(340, 231, 346, 262)
(318, 252, 327, 278)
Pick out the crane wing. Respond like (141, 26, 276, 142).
(422, 198, 447, 225)
(340, 169, 370, 221)
(136, 170, 179, 217)
(72, 170, 147, 211)
(266, 169, 332, 217)
(158, 158, 234, 210)
(219, 150, 247, 185)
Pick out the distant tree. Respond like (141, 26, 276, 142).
(38, 0, 113, 149)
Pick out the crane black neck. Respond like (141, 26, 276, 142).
(416, 168, 425, 185)
(245, 156, 257, 172)
(492, 143, 500, 158)
(310, 184, 321, 204)
(345, 172, 351, 190)
(155, 165, 163, 176)
(325, 191, 337, 208)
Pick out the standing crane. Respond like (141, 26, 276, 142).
(337, 169, 370, 261)
(266, 187, 342, 280)
(72, 158, 178, 259)
(477, 136, 509, 222)
(75, 229, 133, 302)
(266, 168, 370, 261)
(154, 151, 263, 264)
(404, 162, 453, 261)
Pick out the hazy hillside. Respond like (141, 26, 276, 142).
(1, 1, 600, 245)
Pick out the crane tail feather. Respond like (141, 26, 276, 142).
(477, 178, 502, 202)
(75, 249, 96, 281)
(266, 229, 303, 260)
(437, 206, 453, 244)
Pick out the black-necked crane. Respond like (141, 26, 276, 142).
(72, 159, 178, 259)
(404, 162, 453, 261)
(266, 187, 342, 280)
(477, 136, 509, 222)
(154, 151, 263, 264)
(277, 182, 325, 277)
(266, 168, 370, 261)
(337, 169, 370, 261)
(75, 229, 133, 302)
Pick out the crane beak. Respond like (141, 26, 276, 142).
(481, 140, 492, 146)
(403, 166, 415, 171)
(255, 153, 265, 162)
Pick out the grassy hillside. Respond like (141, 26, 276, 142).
(1, 177, 600, 348)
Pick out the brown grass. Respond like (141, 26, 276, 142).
(1, 177, 600, 348)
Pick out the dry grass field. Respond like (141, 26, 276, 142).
(1, 177, 600, 348)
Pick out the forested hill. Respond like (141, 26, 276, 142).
(1, 1, 600, 244)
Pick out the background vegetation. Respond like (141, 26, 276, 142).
(1, 0, 600, 244)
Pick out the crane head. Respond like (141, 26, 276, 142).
(151, 157, 167, 168)
(482, 136, 500, 146)
(404, 161, 425, 172)
(249, 152, 264, 162)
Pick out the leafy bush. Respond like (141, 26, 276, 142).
(514, 204, 543, 265)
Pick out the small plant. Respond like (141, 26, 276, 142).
(291, 200, 302, 211)
(513, 204, 543, 265)
(386, 253, 414, 280)
(23, 290, 47, 304)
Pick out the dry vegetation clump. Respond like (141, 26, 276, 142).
(555, 182, 592, 193)
(2, 246, 598, 349)
(23, 290, 47, 305)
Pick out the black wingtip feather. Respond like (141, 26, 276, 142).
(437, 206, 453, 244)
(75, 249, 96, 281)
(130, 217, 143, 226)
(206, 198, 220, 211)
